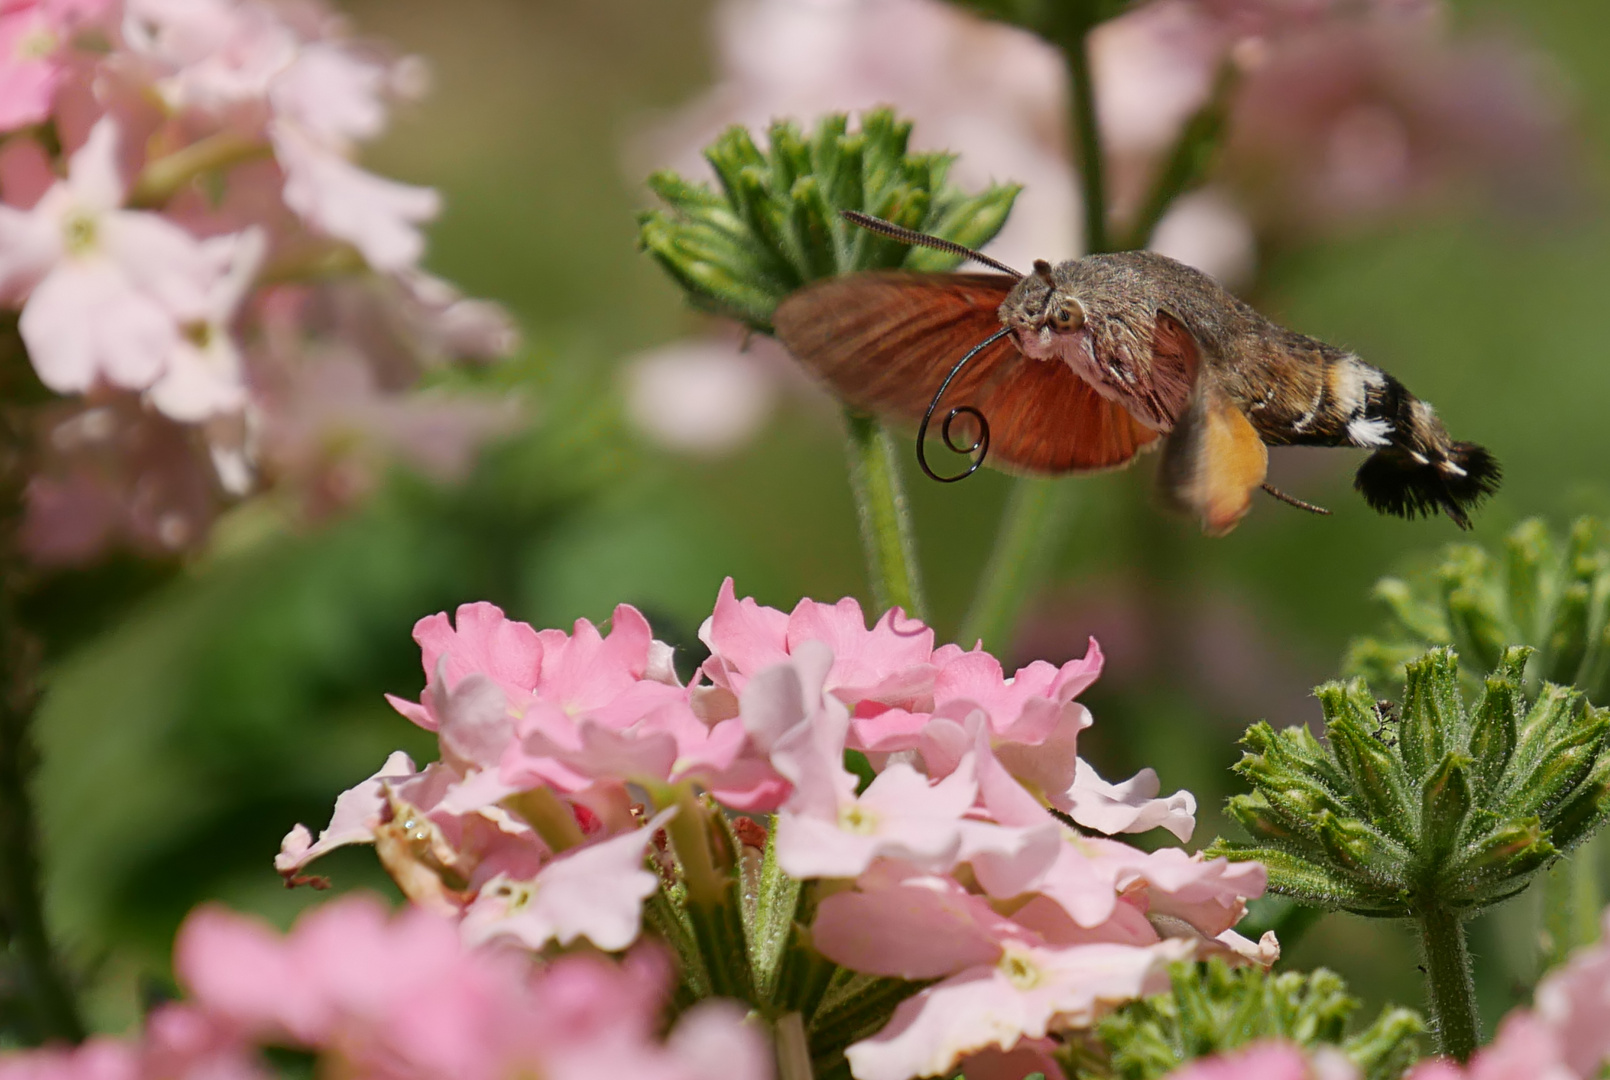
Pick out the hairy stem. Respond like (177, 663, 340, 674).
(961, 23, 1108, 653)
(1418, 905, 1480, 1062)
(775, 1011, 814, 1080)
(0, 385, 84, 1044)
(843, 412, 928, 621)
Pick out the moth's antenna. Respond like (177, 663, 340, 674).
(917, 328, 1011, 483)
(842, 210, 1022, 277)
(1261, 483, 1332, 516)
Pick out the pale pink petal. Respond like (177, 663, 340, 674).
(275, 750, 416, 875)
(1164, 1041, 1337, 1080)
(739, 639, 837, 755)
(460, 809, 673, 952)
(269, 41, 389, 144)
(173, 904, 308, 1038)
(699, 576, 790, 689)
(63, 114, 123, 212)
(0, 194, 60, 298)
(1209, 928, 1281, 967)
(436, 674, 514, 771)
(1059, 758, 1197, 841)
(774, 758, 976, 879)
(812, 872, 1012, 980)
(21, 260, 177, 392)
(272, 122, 439, 272)
(663, 1000, 774, 1080)
(844, 939, 1194, 1080)
(1533, 909, 1610, 1076)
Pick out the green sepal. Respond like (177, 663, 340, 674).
(1419, 752, 1473, 865)
(640, 108, 1020, 334)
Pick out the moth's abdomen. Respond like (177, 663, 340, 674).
(1330, 358, 1500, 529)
(1253, 346, 1500, 528)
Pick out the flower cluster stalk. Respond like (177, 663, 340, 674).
(843, 413, 928, 621)
(1418, 905, 1479, 1061)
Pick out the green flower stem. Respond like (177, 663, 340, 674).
(0, 369, 84, 1044)
(843, 412, 928, 621)
(775, 1011, 813, 1080)
(504, 787, 585, 853)
(661, 788, 757, 1004)
(962, 22, 1108, 652)
(1418, 905, 1480, 1062)
(127, 131, 271, 209)
(1064, 21, 1111, 257)
(960, 477, 1078, 650)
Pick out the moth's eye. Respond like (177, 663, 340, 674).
(1050, 299, 1086, 331)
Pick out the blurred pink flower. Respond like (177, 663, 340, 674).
(622, 338, 781, 456)
(0, 117, 239, 401)
(1165, 1041, 1359, 1080)
(0, 0, 109, 132)
(1226, 20, 1570, 224)
(21, 396, 227, 566)
(166, 895, 771, 1080)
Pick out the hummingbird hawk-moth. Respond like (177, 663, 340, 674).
(773, 211, 1499, 536)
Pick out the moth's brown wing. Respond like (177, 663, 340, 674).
(774, 272, 1019, 418)
(775, 272, 1159, 473)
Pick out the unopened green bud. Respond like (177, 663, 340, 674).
(1420, 753, 1473, 863)
(640, 109, 1020, 334)
(1216, 645, 1610, 920)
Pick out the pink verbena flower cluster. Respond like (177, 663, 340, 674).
(0, 0, 518, 564)
(279, 580, 1274, 1080)
(1409, 907, 1610, 1080)
(0, 894, 768, 1080)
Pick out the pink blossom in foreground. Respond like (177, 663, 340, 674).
(1165, 1040, 1359, 1080)
(277, 585, 1268, 1079)
(0, 896, 770, 1080)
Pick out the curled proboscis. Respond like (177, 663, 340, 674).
(915, 328, 1009, 483)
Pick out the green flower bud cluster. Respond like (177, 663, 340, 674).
(1208, 646, 1610, 918)
(638, 109, 1019, 334)
(1067, 959, 1424, 1080)
(1347, 517, 1610, 705)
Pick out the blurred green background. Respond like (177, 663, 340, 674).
(30, 0, 1610, 1041)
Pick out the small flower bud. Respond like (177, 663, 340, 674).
(639, 109, 1020, 334)
(1214, 646, 1610, 920)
